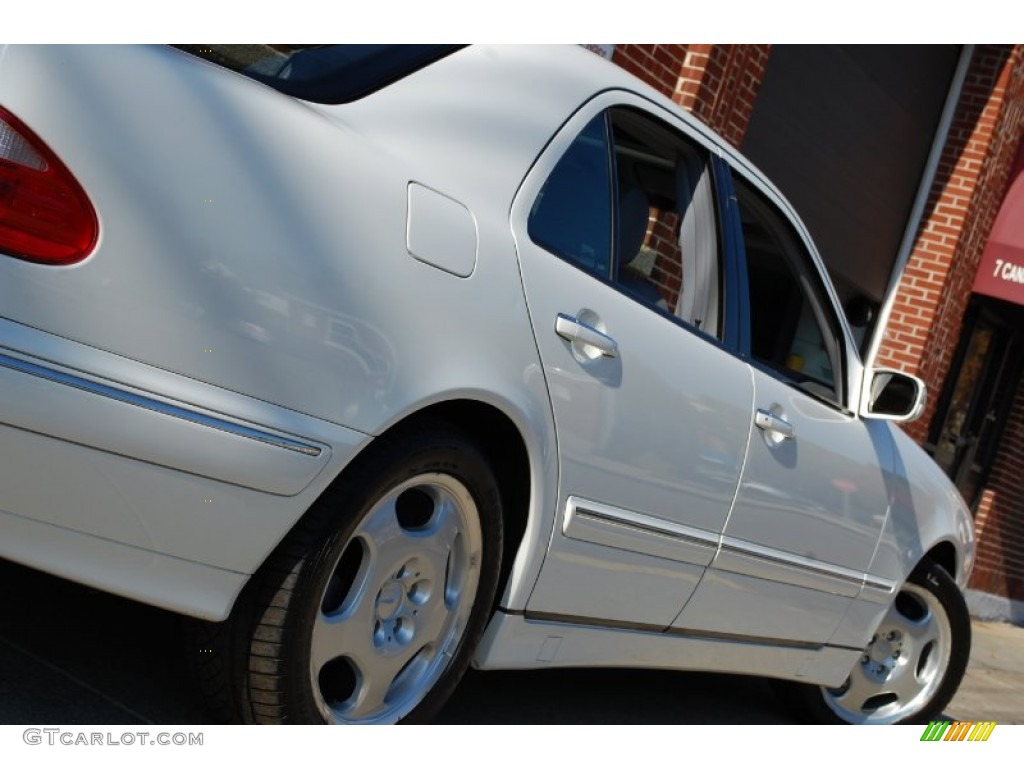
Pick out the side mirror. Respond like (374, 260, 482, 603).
(862, 368, 926, 422)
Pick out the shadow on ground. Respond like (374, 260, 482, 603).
(0, 557, 793, 724)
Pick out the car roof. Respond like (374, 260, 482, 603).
(331, 46, 793, 218)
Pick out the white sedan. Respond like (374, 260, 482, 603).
(0, 44, 975, 725)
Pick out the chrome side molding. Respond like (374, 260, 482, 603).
(0, 350, 322, 457)
(563, 495, 897, 597)
(564, 496, 718, 568)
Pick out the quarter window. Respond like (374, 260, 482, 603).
(528, 114, 613, 278)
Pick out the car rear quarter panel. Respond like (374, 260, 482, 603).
(0, 45, 567, 441)
(0, 45, 576, 615)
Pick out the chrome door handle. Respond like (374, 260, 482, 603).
(755, 408, 794, 439)
(554, 313, 618, 358)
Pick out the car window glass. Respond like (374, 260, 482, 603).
(528, 114, 613, 278)
(609, 108, 721, 338)
(734, 175, 843, 403)
(174, 45, 462, 104)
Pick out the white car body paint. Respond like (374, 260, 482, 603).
(0, 45, 973, 692)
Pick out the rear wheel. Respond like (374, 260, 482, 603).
(775, 559, 971, 724)
(191, 425, 503, 724)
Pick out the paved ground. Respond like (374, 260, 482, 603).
(945, 619, 1024, 724)
(1, 556, 1020, 724)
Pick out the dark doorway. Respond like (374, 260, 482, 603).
(741, 45, 961, 311)
(928, 296, 1024, 507)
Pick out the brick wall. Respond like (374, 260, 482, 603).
(674, 45, 771, 147)
(612, 44, 689, 100)
(876, 46, 1024, 444)
(612, 44, 771, 147)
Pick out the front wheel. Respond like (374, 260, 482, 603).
(775, 559, 971, 724)
(193, 424, 503, 724)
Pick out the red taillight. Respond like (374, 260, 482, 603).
(0, 106, 98, 265)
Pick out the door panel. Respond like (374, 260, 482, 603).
(675, 569, 858, 643)
(520, 254, 753, 627)
(674, 372, 894, 642)
(726, 374, 892, 574)
(673, 169, 890, 643)
(515, 97, 755, 628)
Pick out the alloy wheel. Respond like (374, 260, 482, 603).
(308, 473, 484, 724)
(823, 582, 952, 724)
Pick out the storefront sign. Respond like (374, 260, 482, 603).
(973, 170, 1024, 306)
(974, 245, 1024, 304)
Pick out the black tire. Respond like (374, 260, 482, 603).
(187, 423, 503, 724)
(774, 558, 971, 724)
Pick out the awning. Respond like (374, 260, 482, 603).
(973, 165, 1024, 306)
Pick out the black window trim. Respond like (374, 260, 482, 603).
(712, 156, 748, 355)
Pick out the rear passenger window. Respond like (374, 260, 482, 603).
(609, 108, 721, 338)
(529, 107, 722, 340)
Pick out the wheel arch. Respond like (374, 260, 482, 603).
(374, 399, 533, 607)
(224, 396, 539, 625)
(194, 399, 528, 723)
(923, 540, 958, 581)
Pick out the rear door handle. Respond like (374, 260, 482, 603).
(755, 408, 794, 439)
(555, 313, 618, 358)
